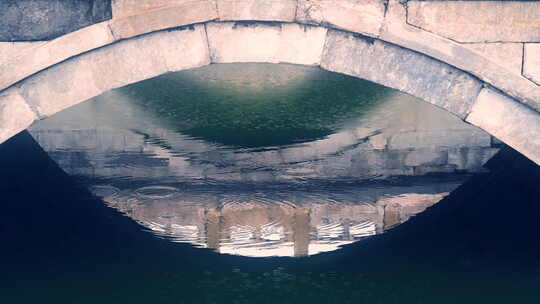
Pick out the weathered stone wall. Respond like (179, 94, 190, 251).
(407, 1, 540, 42)
(405, 0, 540, 87)
(0, 0, 112, 41)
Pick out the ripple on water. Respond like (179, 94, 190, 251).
(86, 179, 456, 257)
(349, 221, 377, 238)
(89, 185, 120, 199)
(316, 222, 345, 239)
(260, 221, 285, 241)
(135, 186, 179, 199)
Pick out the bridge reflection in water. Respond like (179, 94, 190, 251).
(29, 63, 499, 257)
(90, 181, 452, 257)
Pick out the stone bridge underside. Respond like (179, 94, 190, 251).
(1, 0, 540, 164)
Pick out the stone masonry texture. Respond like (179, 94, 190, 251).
(0, 0, 112, 41)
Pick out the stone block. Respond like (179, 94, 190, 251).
(0, 89, 36, 145)
(109, 1, 217, 40)
(207, 22, 282, 63)
(0, 42, 44, 66)
(0, 22, 115, 92)
(379, 193, 445, 223)
(382, 0, 540, 113)
(19, 55, 104, 118)
(0, 0, 112, 41)
(156, 25, 211, 72)
(388, 130, 491, 150)
(464, 43, 523, 76)
(91, 26, 210, 92)
(277, 24, 327, 66)
(19, 25, 210, 118)
(321, 30, 482, 119)
(217, 0, 296, 22)
(296, 0, 385, 37)
(413, 165, 456, 175)
(403, 149, 446, 167)
(350, 150, 413, 177)
(523, 43, 540, 86)
(112, 0, 190, 18)
(207, 22, 328, 65)
(466, 88, 540, 165)
(367, 133, 387, 150)
(407, 1, 540, 43)
(447, 147, 499, 171)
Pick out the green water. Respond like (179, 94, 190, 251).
(119, 63, 392, 148)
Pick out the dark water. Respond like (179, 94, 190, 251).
(2, 64, 539, 303)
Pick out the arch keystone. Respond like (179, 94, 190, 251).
(206, 22, 327, 66)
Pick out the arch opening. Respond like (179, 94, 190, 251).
(2, 1, 540, 300)
(28, 62, 501, 257)
(1, 21, 538, 166)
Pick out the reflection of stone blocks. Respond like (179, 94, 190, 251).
(383, 203, 401, 230)
(413, 165, 456, 175)
(379, 193, 446, 228)
(404, 149, 447, 167)
(447, 147, 499, 171)
(387, 130, 491, 150)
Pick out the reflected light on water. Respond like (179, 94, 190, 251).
(29, 63, 499, 257)
(88, 181, 453, 257)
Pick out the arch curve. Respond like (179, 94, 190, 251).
(1, 13, 539, 164)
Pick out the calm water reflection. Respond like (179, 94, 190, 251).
(90, 180, 456, 257)
(28, 63, 498, 257)
(2, 64, 539, 303)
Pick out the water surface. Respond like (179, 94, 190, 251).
(27, 63, 500, 258)
(1, 63, 538, 303)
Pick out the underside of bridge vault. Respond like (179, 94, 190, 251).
(0, 0, 539, 165)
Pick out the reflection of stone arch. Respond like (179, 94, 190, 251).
(203, 201, 308, 256)
(204, 203, 378, 257)
(1, 0, 539, 164)
(99, 185, 449, 257)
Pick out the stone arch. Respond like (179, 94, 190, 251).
(1, 19, 539, 164)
